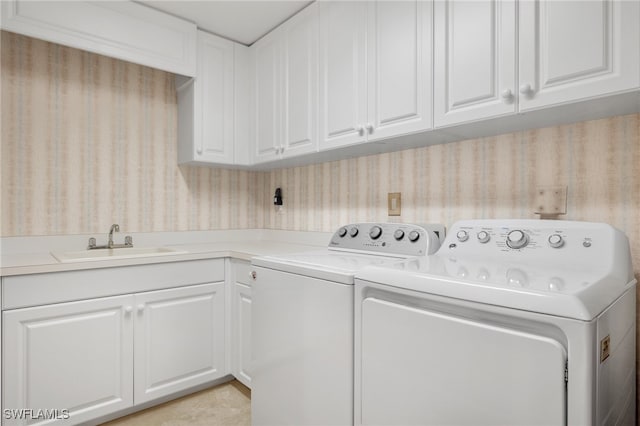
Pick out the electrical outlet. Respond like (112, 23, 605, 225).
(534, 186, 567, 216)
(388, 193, 401, 216)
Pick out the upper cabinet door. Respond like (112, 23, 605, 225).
(197, 32, 235, 164)
(254, 29, 283, 163)
(366, 0, 433, 141)
(519, 0, 640, 111)
(434, 0, 517, 127)
(319, 1, 368, 150)
(177, 31, 235, 166)
(281, 3, 319, 158)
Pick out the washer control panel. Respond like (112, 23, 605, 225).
(329, 222, 445, 256)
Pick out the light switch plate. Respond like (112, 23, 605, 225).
(534, 186, 567, 216)
(388, 193, 401, 216)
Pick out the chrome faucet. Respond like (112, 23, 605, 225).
(108, 224, 120, 248)
(87, 224, 133, 250)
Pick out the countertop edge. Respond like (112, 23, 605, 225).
(0, 239, 326, 277)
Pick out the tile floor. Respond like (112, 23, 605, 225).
(101, 381, 251, 426)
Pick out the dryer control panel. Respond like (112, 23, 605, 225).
(329, 223, 445, 256)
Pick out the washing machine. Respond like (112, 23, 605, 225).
(354, 219, 636, 426)
(250, 222, 444, 426)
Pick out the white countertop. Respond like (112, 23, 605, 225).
(1, 229, 331, 277)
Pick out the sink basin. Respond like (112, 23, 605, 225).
(52, 247, 188, 263)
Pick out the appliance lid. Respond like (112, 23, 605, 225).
(356, 219, 636, 320)
(252, 250, 407, 285)
(356, 250, 635, 321)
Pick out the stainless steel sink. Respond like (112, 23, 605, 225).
(52, 247, 188, 263)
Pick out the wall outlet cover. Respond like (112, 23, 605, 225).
(388, 193, 401, 216)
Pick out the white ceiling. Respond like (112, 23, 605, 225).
(139, 0, 313, 46)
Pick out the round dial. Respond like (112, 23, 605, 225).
(456, 230, 469, 242)
(349, 227, 359, 238)
(548, 234, 564, 248)
(369, 226, 382, 240)
(506, 230, 529, 249)
(477, 231, 490, 244)
(394, 229, 405, 240)
(408, 230, 420, 242)
(338, 227, 348, 238)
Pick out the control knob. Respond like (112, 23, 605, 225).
(506, 230, 529, 249)
(369, 226, 382, 240)
(477, 231, 490, 244)
(408, 230, 420, 242)
(456, 230, 469, 242)
(548, 234, 564, 248)
(349, 227, 359, 238)
(394, 229, 405, 240)
(338, 227, 348, 238)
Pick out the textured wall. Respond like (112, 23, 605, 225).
(260, 115, 640, 243)
(1, 32, 258, 236)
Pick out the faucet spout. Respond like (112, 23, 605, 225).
(108, 224, 120, 248)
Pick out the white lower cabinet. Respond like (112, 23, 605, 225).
(134, 283, 226, 404)
(2, 264, 227, 426)
(3, 295, 135, 426)
(230, 260, 253, 388)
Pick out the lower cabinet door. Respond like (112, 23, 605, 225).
(3, 295, 135, 426)
(232, 281, 252, 388)
(134, 282, 226, 404)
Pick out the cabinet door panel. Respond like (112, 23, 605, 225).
(519, 0, 640, 110)
(233, 282, 253, 388)
(254, 32, 282, 162)
(282, 3, 318, 158)
(134, 283, 225, 404)
(434, 0, 516, 126)
(367, 0, 432, 139)
(3, 295, 134, 425)
(198, 33, 234, 163)
(319, 1, 367, 150)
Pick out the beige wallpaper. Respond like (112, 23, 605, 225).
(2, 32, 640, 406)
(1, 32, 258, 236)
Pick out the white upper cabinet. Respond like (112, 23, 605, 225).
(366, 1, 433, 141)
(281, 3, 319, 158)
(253, 2, 319, 164)
(0, 0, 197, 76)
(178, 31, 251, 167)
(253, 28, 283, 163)
(434, 0, 640, 127)
(434, 0, 517, 126)
(319, 0, 433, 150)
(318, 1, 368, 149)
(518, 0, 640, 111)
(178, 31, 235, 165)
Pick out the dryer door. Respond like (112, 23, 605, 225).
(360, 296, 567, 425)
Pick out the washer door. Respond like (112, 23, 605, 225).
(360, 297, 567, 426)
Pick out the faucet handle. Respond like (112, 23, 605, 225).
(125, 235, 133, 247)
(88, 237, 96, 249)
